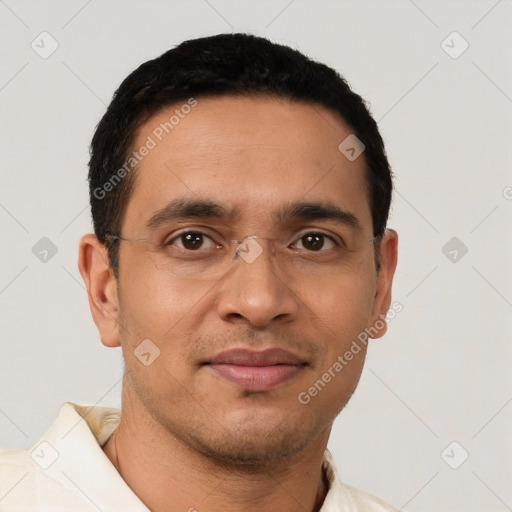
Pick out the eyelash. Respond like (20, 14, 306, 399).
(162, 230, 341, 252)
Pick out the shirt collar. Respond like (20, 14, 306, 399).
(38, 402, 348, 511)
(34, 402, 146, 511)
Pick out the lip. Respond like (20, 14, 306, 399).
(205, 348, 307, 392)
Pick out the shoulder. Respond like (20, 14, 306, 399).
(0, 446, 97, 510)
(0, 447, 43, 508)
(322, 450, 402, 512)
(0, 401, 118, 511)
(338, 482, 402, 511)
(0, 446, 34, 481)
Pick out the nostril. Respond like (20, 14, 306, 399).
(227, 312, 245, 321)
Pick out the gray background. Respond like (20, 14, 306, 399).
(1, 0, 511, 510)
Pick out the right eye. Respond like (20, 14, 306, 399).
(165, 231, 219, 252)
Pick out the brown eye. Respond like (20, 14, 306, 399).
(181, 232, 204, 250)
(294, 233, 336, 252)
(168, 231, 216, 251)
(303, 234, 324, 251)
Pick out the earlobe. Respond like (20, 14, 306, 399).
(369, 229, 398, 340)
(78, 234, 121, 348)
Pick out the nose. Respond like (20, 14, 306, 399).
(215, 239, 300, 328)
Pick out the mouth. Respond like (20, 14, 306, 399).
(204, 348, 308, 392)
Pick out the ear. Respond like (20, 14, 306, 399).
(78, 234, 121, 348)
(368, 229, 399, 339)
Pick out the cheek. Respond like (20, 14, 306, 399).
(299, 269, 376, 336)
(117, 261, 202, 405)
(116, 261, 212, 388)
(118, 251, 209, 328)
(297, 277, 373, 415)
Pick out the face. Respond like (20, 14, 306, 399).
(82, 95, 397, 468)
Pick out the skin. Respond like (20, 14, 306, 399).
(79, 95, 398, 512)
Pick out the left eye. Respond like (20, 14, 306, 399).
(293, 233, 336, 252)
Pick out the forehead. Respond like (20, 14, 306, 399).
(123, 95, 371, 233)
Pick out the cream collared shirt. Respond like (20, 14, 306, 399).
(0, 403, 400, 511)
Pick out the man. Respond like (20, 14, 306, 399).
(0, 33, 399, 511)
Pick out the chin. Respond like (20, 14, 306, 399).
(194, 434, 308, 471)
(177, 412, 325, 472)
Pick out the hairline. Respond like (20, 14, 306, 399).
(109, 91, 377, 273)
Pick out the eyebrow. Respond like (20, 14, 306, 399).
(273, 201, 361, 231)
(146, 198, 361, 232)
(147, 199, 236, 229)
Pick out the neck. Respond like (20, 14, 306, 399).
(103, 390, 330, 512)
